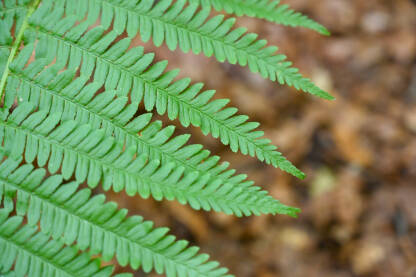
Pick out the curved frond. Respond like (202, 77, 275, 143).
(0, 103, 299, 217)
(188, 0, 330, 35)
(50, 0, 333, 100)
(0, 210, 114, 277)
(0, 157, 232, 277)
(22, 12, 305, 178)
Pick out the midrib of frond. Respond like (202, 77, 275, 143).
(0, 0, 40, 102)
(0, 178, 213, 276)
(0, 117, 277, 213)
(26, 24, 301, 178)
(0, 233, 74, 277)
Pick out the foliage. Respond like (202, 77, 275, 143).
(0, 0, 331, 276)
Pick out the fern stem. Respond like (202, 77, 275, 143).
(0, 0, 40, 106)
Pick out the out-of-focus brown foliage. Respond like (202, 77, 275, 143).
(109, 0, 416, 276)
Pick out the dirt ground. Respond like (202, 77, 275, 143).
(108, 0, 416, 276)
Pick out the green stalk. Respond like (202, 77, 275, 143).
(0, 0, 41, 106)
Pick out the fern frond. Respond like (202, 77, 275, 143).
(0, 210, 115, 277)
(52, 0, 333, 100)
(187, 0, 330, 35)
(0, 102, 299, 217)
(22, 12, 305, 179)
(0, 157, 232, 276)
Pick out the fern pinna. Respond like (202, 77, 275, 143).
(0, 0, 332, 276)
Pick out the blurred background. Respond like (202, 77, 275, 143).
(110, 0, 416, 276)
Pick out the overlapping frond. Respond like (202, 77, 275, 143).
(23, 10, 305, 178)
(0, 156, 231, 277)
(0, 210, 115, 277)
(188, 0, 330, 35)
(0, 103, 299, 217)
(51, 0, 333, 100)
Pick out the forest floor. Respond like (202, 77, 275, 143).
(108, 0, 416, 276)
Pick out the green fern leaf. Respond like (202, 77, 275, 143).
(0, 156, 232, 276)
(4, 41, 300, 214)
(0, 0, 333, 275)
(0, 103, 299, 217)
(22, 12, 305, 178)
(188, 0, 330, 35)
(0, 210, 115, 277)
(51, 0, 333, 100)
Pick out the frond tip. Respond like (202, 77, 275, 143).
(188, 0, 330, 35)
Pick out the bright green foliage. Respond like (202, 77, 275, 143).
(0, 211, 116, 277)
(188, 0, 330, 35)
(0, 0, 330, 275)
(0, 103, 297, 216)
(50, 0, 333, 99)
(20, 16, 304, 178)
(0, 155, 230, 276)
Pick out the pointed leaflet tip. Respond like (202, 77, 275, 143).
(276, 202, 301, 218)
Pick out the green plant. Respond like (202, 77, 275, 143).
(0, 0, 332, 276)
